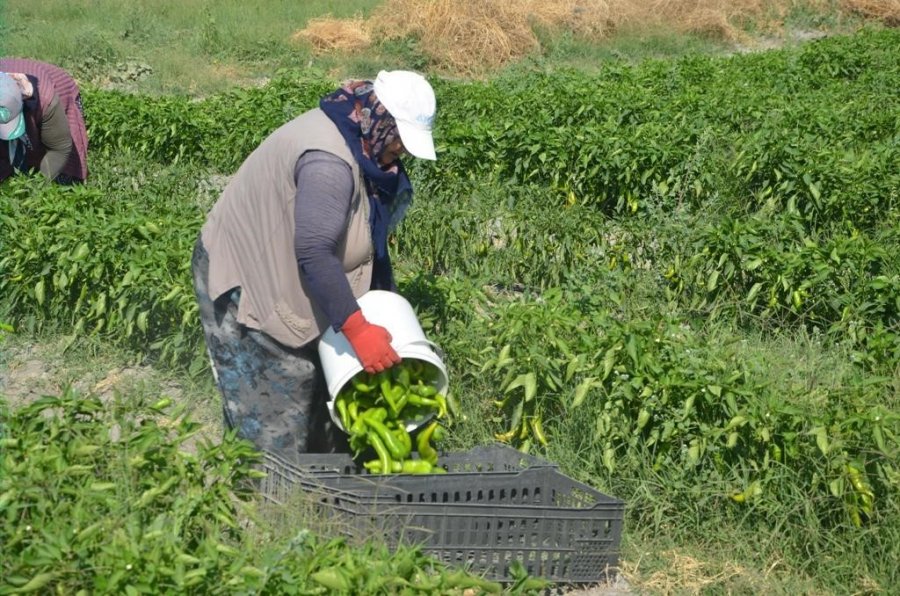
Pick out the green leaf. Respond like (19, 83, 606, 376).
(72, 242, 90, 261)
(811, 427, 829, 456)
(745, 258, 763, 271)
(602, 447, 616, 472)
(601, 347, 617, 381)
(725, 415, 747, 431)
(509, 399, 524, 433)
(9, 572, 56, 594)
(687, 442, 701, 465)
(89, 482, 117, 491)
(625, 335, 638, 366)
(829, 477, 843, 498)
(706, 270, 719, 292)
(872, 425, 885, 453)
(564, 356, 580, 382)
(504, 372, 537, 402)
(137, 311, 149, 333)
(572, 377, 596, 409)
(34, 279, 46, 306)
(808, 180, 821, 202)
(746, 282, 763, 303)
(496, 344, 513, 369)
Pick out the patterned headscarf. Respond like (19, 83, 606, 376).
(320, 81, 414, 265)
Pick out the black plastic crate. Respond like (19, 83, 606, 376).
(257, 445, 624, 585)
(268, 443, 556, 478)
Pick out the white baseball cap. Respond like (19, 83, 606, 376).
(0, 73, 25, 141)
(374, 70, 436, 161)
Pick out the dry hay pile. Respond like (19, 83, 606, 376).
(627, 549, 758, 594)
(841, 0, 900, 25)
(368, 0, 615, 75)
(609, 0, 794, 41)
(291, 0, 616, 76)
(290, 1, 898, 76)
(291, 15, 371, 54)
(372, 0, 796, 74)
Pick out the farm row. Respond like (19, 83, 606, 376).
(2, 27, 898, 592)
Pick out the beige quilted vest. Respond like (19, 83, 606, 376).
(201, 108, 372, 348)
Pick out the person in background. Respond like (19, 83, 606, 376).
(0, 58, 89, 184)
(192, 70, 437, 463)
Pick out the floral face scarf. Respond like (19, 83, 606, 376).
(320, 81, 413, 264)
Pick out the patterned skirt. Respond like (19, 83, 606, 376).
(191, 237, 348, 463)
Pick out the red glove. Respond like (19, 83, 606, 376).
(341, 310, 401, 373)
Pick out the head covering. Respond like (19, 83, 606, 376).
(0, 73, 25, 141)
(320, 80, 415, 271)
(373, 70, 436, 161)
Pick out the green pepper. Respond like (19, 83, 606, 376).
(393, 424, 412, 455)
(347, 400, 360, 423)
(352, 373, 375, 393)
(411, 382, 437, 397)
(416, 424, 439, 465)
(335, 396, 351, 429)
(349, 433, 367, 456)
(402, 404, 431, 421)
(408, 360, 423, 375)
(394, 389, 409, 415)
(396, 366, 411, 388)
(388, 388, 406, 418)
(367, 432, 392, 475)
(407, 393, 447, 418)
(363, 407, 388, 423)
(399, 459, 434, 474)
(350, 415, 366, 436)
(377, 373, 401, 414)
(407, 395, 438, 407)
(435, 394, 448, 418)
(365, 418, 408, 460)
(348, 415, 369, 454)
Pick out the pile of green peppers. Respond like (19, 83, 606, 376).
(334, 360, 449, 475)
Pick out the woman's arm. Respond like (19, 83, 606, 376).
(38, 95, 73, 180)
(293, 150, 360, 330)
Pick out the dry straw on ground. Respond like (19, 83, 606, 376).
(368, 0, 615, 75)
(291, 14, 371, 54)
(290, 1, 899, 76)
(628, 549, 757, 594)
(841, 0, 900, 24)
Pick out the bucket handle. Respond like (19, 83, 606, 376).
(404, 339, 446, 360)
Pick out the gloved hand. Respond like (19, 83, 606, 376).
(341, 310, 401, 373)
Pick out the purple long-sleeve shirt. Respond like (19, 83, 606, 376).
(293, 150, 394, 331)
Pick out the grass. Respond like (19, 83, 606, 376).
(2, 0, 383, 95)
(3, 0, 881, 95)
(5, 323, 895, 593)
(3, 282, 896, 584)
(4, 2, 899, 593)
(0, 329, 222, 436)
(546, 27, 729, 66)
(6, 192, 897, 592)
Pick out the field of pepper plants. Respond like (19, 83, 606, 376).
(1, 25, 899, 594)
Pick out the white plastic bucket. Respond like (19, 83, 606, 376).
(318, 290, 449, 432)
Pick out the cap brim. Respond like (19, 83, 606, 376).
(0, 114, 24, 141)
(396, 120, 436, 161)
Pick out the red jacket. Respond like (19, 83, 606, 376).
(0, 58, 88, 182)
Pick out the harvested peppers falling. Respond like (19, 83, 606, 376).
(334, 360, 450, 475)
